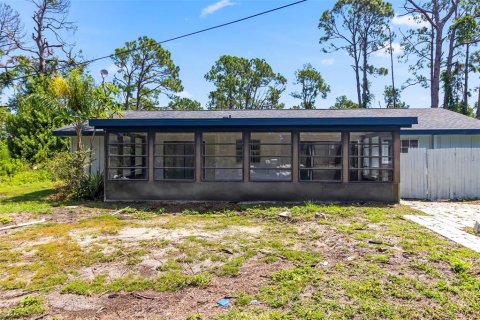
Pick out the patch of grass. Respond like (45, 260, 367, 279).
(0, 216, 11, 224)
(234, 291, 253, 307)
(258, 267, 320, 308)
(0, 296, 45, 320)
(367, 254, 390, 264)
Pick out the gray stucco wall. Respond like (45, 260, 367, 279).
(105, 180, 399, 203)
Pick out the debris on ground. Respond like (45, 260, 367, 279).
(217, 298, 231, 307)
(315, 212, 327, 220)
(278, 211, 292, 219)
(0, 219, 46, 232)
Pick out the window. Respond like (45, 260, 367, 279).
(300, 132, 342, 181)
(250, 132, 292, 181)
(349, 132, 393, 182)
(203, 132, 243, 181)
(108, 132, 148, 180)
(401, 139, 419, 153)
(154, 133, 195, 180)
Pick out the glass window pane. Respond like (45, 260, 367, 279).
(350, 132, 392, 144)
(203, 132, 242, 144)
(300, 156, 342, 169)
(154, 156, 195, 168)
(250, 156, 292, 168)
(250, 169, 291, 181)
(203, 169, 242, 181)
(203, 143, 238, 156)
(109, 156, 147, 168)
(300, 169, 341, 181)
(108, 132, 148, 180)
(251, 132, 291, 144)
(154, 133, 195, 181)
(300, 132, 342, 181)
(349, 169, 393, 182)
(109, 144, 147, 156)
(202, 132, 243, 181)
(300, 132, 341, 142)
(203, 156, 242, 168)
(108, 132, 147, 144)
(155, 168, 194, 180)
(349, 132, 393, 176)
(410, 140, 419, 148)
(108, 168, 147, 180)
(155, 133, 194, 144)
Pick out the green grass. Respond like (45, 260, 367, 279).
(0, 178, 479, 319)
(0, 296, 45, 320)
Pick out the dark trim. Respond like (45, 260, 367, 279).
(401, 129, 480, 135)
(90, 117, 417, 128)
(53, 130, 104, 137)
(101, 126, 407, 133)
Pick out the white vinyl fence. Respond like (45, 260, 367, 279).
(401, 148, 480, 200)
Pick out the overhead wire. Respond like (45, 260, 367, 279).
(9, 0, 308, 82)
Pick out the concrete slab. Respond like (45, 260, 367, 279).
(403, 201, 480, 253)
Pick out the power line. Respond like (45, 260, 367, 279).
(11, 0, 308, 82)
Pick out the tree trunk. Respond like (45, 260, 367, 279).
(443, 21, 457, 109)
(430, 26, 435, 107)
(75, 125, 83, 151)
(353, 47, 362, 107)
(431, 26, 443, 108)
(442, 6, 458, 109)
(389, 28, 396, 109)
(462, 43, 470, 114)
(361, 40, 369, 108)
(477, 85, 480, 119)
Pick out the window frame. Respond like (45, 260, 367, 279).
(154, 133, 196, 182)
(401, 139, 419, 154)
(349, 132, 394, 183)
(249, 132, 293, 182)
(202, 132, 244, 182)
(107, 132, 149, 181)
(299, 132, 343, 182)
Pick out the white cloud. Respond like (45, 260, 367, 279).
(320, 58, 335, 66)
(374, 42, 403, 57)
(392, 15, 429, 28)
(200, 0, 235, 18)
(178, 90, 192, 99)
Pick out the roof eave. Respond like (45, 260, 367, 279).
(89, 117, 418, 128)
(401, 129, 480, 135)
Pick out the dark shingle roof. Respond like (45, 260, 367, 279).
(53, 124, 104, 137)
(54, 108, 480, 136)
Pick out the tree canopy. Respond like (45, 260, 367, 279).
(205, 55, 287, 110)
(113, 36, 183, 110)
(291, 63, 330, 109)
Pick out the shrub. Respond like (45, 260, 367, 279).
(50, 150, 104, 200)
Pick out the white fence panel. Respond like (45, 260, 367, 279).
(400, 149, 428, 199)
(401, 148, 480, 200)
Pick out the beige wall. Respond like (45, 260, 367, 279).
(71, 136, 105, 173)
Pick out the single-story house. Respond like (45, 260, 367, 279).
(53, 108, 480, 202)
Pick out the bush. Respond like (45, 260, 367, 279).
(75, 172, 104, 200)
(50, 150, 104, 200)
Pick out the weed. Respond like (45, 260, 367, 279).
(0, 216, 11, 224)
(0, 296, 45, 320)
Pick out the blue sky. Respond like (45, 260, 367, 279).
(6, 0, 471, 109)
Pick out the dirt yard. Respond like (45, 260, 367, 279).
(1, 184, 480, 319)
